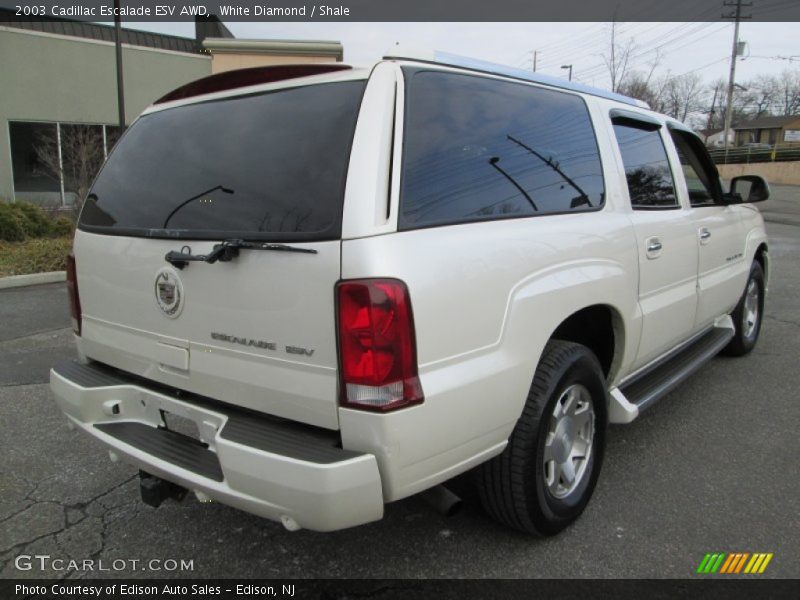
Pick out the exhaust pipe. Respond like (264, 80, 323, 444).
(420, 485, 462, 517)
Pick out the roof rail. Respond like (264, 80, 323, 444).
(155, 63, 352, 104)
(383, 46, 649, 109)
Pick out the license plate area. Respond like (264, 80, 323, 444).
(160, 410, 206, 447)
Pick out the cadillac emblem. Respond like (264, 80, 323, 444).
(154, 267, 184, 318)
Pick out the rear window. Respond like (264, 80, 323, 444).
(399, 69, 605, 230)
(80, 80, 365, 241)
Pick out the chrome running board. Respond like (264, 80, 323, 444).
(608, 316, 735, 423)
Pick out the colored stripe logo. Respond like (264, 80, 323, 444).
(697, 552, 773, 574)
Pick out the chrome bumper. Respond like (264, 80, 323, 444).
(50, 361, 384, 532)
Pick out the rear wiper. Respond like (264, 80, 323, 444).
(165, 239, 317, 269)
(162, 185, 235, 229)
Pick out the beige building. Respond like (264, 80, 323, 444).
(204, 38, 343, 73)
(734, 115, 800, 147)
(0, 10, 343, 205)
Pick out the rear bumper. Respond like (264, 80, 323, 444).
(50, 361, 384, 532)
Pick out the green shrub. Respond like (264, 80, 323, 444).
(49, 216, 75, 237)
(0, 203, 26, 242)
(13, 201, 52, 238)
(0, 201, 75, 241)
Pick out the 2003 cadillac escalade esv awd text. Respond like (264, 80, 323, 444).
(50, 50, 770, 535)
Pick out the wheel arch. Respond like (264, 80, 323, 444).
(548, 304, 626, 384)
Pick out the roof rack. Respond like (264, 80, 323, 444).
(155, 63, 352, 104)
(383, 46, 649, 109)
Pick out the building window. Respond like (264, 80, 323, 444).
(9, 122, 60, 205)
(9, 120, 115, 207)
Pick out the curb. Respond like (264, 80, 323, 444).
(0, 271, 66, 290)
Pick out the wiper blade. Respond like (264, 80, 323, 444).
(165, 239, 317, 269)
(162, 185, 235, 229)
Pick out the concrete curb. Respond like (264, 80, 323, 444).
(0, 271, 66, 290)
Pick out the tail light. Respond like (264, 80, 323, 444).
(66, 252, 82, 335)
(336, 279, 423, 411)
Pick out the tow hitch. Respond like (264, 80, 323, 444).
(139, 470, 188, 508)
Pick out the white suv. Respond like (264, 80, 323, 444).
(50, 50, 770, 535)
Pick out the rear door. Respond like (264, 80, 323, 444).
(610, 114, 699, 368)
(74, 76, 367, 430)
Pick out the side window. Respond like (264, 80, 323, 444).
(399, 69, 606, 229)
(668, 130, 721, 207)
(612, 123, 678, 209)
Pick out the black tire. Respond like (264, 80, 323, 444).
(476, 340, 607, 536)
(723, 261, 765, 357)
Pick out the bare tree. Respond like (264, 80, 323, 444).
(617, 70, 670, 113)
(774, 68, 800, 116)
(664, 73, 704, 123)
(34, 125, 105, 214)
(616, 50, 667, 110)
(705, 78, 753, 130)
(602, 20, 636, 93)
(746, 74, 779, 117)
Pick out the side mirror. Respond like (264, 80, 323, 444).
(729, 175, 770, 204)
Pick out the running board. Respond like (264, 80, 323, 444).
(608, 318, 735, 423)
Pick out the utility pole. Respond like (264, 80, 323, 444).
(533, 50, 538, 72)
(114, 0, 126, 129)
(706, 86, 719, 133)
(722, 0, 752, 159)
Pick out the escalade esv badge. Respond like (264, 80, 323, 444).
(154, 267, 184, 318)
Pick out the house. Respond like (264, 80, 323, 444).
(733, 115, 800, 147)
(0, 11, 343, 206)
(698, 127, 735, 147)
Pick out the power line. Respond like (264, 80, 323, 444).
(573, 22, 728, 82)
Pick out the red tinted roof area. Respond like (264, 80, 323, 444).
(155, 64, 353, 104)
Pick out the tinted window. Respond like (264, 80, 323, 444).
(80, 81, 365, 241)
(669, 130, 719, 206)
(399, 70, 605, 229)
(613, 124, 678, 209)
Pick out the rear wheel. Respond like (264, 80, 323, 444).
(476, 340, 607, 535)
(723, 261, 764, 357)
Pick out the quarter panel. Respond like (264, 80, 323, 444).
(340, 212, 639, 500)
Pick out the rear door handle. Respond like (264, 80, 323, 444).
(699, 228, 712, 244)
(645, 237, 663, 258)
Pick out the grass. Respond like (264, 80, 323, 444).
(0, 236, 73, 277)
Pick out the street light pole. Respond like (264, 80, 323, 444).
(561, 64, 573, 81)
(114, 0, 126, 129)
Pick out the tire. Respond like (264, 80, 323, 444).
(723, 261, 765, 357)
(476, 340, 607, 536)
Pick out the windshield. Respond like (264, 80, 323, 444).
(79, 80, 366, 241)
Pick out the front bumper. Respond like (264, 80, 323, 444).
(50, 361, 384, 532)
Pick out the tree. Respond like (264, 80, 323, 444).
(664, 73, 704, 123)
(617, 70, 669, 113)
(602, 20, 636, 93)
(746, 74, 778, 117)
(34, 125, 105, 214)
(704, 78, 753, 130)
(773, 68, 800, 116)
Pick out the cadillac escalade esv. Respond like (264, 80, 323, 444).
(50, 50, 770, 535)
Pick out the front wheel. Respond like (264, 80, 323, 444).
(476, 340, 607, 536)
(723, 261, 765, 357)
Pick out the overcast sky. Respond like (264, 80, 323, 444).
(128, 21, 799, 89)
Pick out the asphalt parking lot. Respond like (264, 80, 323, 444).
(1, 186, 798, 580)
